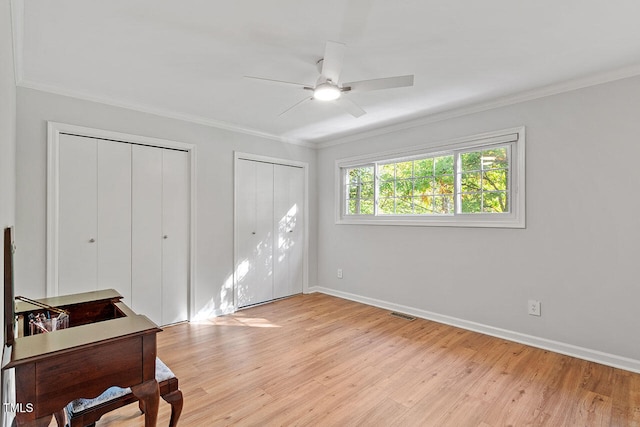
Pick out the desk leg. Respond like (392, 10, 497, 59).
(132, 379, 159, 427)
(53, 409, 66, 427)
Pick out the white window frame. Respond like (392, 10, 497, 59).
(335, 127, 525, 228)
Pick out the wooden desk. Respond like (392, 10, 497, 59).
(4, 290, 161, 427)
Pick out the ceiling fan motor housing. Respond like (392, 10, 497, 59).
(313, 81, 342, 101)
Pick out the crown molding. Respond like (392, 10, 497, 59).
(315, 63, 640, 149)
(16, 79, 315, 148)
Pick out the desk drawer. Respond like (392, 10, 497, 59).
(34, 336, 143, 417)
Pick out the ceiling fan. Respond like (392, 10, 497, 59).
(245, 41, 414, 118)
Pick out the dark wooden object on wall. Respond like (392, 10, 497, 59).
(4, 227, 15, 346)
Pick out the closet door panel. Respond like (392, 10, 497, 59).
(58, 134, 98, 295)
(255, 162, 275, 301)
(97, 140, 132, 302)
(131, 145, 163, 326)
(273, 164, 304, 299)
(235, 159, 256, 307)
(161, 149, 189, 324)
(236, 159, 274, 307)
(288, 166, 305, 294)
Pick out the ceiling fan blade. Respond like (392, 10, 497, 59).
(279, 96, 313, 117)
(244, 75, 311, 89)
(321, 41, 346, 83)
(337, 97, 366, 118)
(344, 75, 414, 92)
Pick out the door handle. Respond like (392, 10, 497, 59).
(89, 238, 96, 243)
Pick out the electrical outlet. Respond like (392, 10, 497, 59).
(528, 299, 541, 316)
(337, 269, 343, 279)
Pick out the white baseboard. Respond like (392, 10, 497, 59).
(307, 286, 640, 374)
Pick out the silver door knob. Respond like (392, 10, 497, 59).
(163, 235, 168, 239)
(89, 238, 95, 243)
(251, 232, 256, 235)
(287, 230, 293, 233)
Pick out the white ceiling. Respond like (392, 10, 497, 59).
(16, 0, 640, 144)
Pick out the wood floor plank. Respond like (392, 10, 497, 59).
(353, 397, 409, 426)
(82, 293, 640, 426)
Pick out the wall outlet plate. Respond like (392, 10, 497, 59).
(528, 299, 541, 316)
(337, 269, 343, 279)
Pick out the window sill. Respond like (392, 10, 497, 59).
(336, 214, 525, 228)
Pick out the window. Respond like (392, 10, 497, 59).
(336, 127, 525, 228)
(346, 165, 374, 215)
(376, 155, 454, 215)
(458, 146, 509, 213)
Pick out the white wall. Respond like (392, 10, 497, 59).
(1, 0, 17, 421)
(1, 0, 16, 338)
(316, 75, 640, 369)
(15, 87, 317, 319)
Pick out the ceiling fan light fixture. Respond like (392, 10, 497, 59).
(313, 83, 341, 101)
(247, 41, 414, 117)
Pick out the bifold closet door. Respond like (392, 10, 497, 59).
(131, 145, 189, 326)
(273, 164, 304, 300)
(97, 141, 132, 302)
(56, 135, 188, 325)
(131, 145, 163, 325)
(236, 159, 274, 307)
(58, 135, 98, 294)
(58, 135, 131, 297)
(161, 149, 189, 325)
(236, 159, 304, 308)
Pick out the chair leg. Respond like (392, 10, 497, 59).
(53, 409, 66, 427)
(162, 389, 184, 427)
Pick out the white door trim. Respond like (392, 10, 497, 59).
(233, 151, 309, 312)
(46, 121, 197, 321)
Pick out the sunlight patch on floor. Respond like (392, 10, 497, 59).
(195, 312, 282, 328)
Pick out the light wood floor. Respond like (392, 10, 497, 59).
(92, 293, 640, 426)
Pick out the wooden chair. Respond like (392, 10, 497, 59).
(63, 357, 183, 427)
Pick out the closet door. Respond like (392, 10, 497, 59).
(97, 141, 132, 301)
(236, 159, 274, 307)
(161, 149, 189, 324)
(52, 128, 191, 325)
(131, 145, 163, 325)
(273, 164, 304, 299)
(58, 136, 133, 297)
(58, 134, 98, 295)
